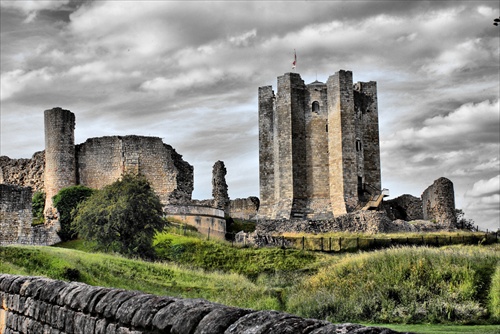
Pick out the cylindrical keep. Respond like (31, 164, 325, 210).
(44, 107, 76, 211)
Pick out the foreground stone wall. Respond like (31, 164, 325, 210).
(0, 274, 402, 334)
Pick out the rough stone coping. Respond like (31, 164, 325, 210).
(0, 274, 410, 334)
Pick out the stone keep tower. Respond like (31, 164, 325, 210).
(258, 71, 382, 220)
(43, 107, 76, 218)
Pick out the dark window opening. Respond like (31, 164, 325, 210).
(357, 176, 364, 197)
(312, 101, 320, 113)
(356, 139, 362, 152)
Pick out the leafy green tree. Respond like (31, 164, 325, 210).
(72, 174, 165, 258)
(53, 185, 94, 241)
(32, 191, 46, 225)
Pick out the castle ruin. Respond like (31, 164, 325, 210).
(258, 71, 383, 220)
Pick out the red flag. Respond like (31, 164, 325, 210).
(292, 50, 296, 69)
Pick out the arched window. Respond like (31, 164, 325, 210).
(312, 101, 320, 113)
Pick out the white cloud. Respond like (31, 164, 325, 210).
(0, 0, 70, 22)
(422, 38, 494, 75)
(67, 61, 140, 83)
(228, 29, 257, 47)
(467, 175, 500, 198)
(0, 68, 53, 100)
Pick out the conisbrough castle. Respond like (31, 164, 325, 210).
(258, 71, 383, 220)
(1, 69, 457, 246)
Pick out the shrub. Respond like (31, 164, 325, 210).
(53, 185, 94, 241)
(32, 191, 45, 225)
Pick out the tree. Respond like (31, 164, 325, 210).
(455, 209, 476, 231)
(53, 185, 94, 241)
(71, 174, 165, 258)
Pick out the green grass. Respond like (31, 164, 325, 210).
(1, 233, 499, 327)
(366, 324, 500, 334)
(153, 230, 319, 278)
(286, 244, 500, 324)
(0, 245, 280, 310)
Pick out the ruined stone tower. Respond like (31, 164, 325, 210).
(43, 107, 76, 218)
(258, 71, 382, 220)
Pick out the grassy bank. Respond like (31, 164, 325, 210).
(0, 245, 281, 310)
(286, 245, 500, 324)
(1, 232, 499, 327)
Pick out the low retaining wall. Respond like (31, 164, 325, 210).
(0, 274, 403, 334)
(164, 204, 226, 239)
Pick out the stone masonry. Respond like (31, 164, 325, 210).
(0, 152, 45, 193)
(0, 107, 195, 245)
(258, 71, 381, 220)
(422, 177, 456, 227)
(0, 184, 59, 246)
(0, 274, 404, 334)
(212, 160, 230, 212)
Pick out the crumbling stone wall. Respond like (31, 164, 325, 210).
(211, 160, 229, 211)
(76, 136, 193, 205)
(0, 185, 33, 245)
(0, 184, 59, 246)
(0, 152, 45, 193)
(0, 274, 401, 334)
(228, 197, 260, 220)
(383, 194, 423, 221)
(422, 177, 456, 227)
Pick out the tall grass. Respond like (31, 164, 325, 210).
(0, 245, 280, 310)
(286, 245, 500, 324)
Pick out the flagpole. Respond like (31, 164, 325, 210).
(292, 49, 296, 72)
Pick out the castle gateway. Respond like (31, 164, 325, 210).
(258, 71, 383, 220)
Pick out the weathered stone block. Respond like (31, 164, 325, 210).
(130, 295, 178, 329)
(194, 307, 252, 334)
(115, 293, 156, 325)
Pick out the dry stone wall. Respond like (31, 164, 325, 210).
(0, 274, 404, 334)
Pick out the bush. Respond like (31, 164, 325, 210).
(32, 191, 45, 225)
(53, 185, 94, 241)
(72, 174, 165, 259)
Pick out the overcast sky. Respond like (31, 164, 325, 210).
(1, 0, 499, 231)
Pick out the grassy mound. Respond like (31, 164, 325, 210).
(286, 245, 500, 324)
(153, 230, 318, 277)
(0, 245, 281, 310)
